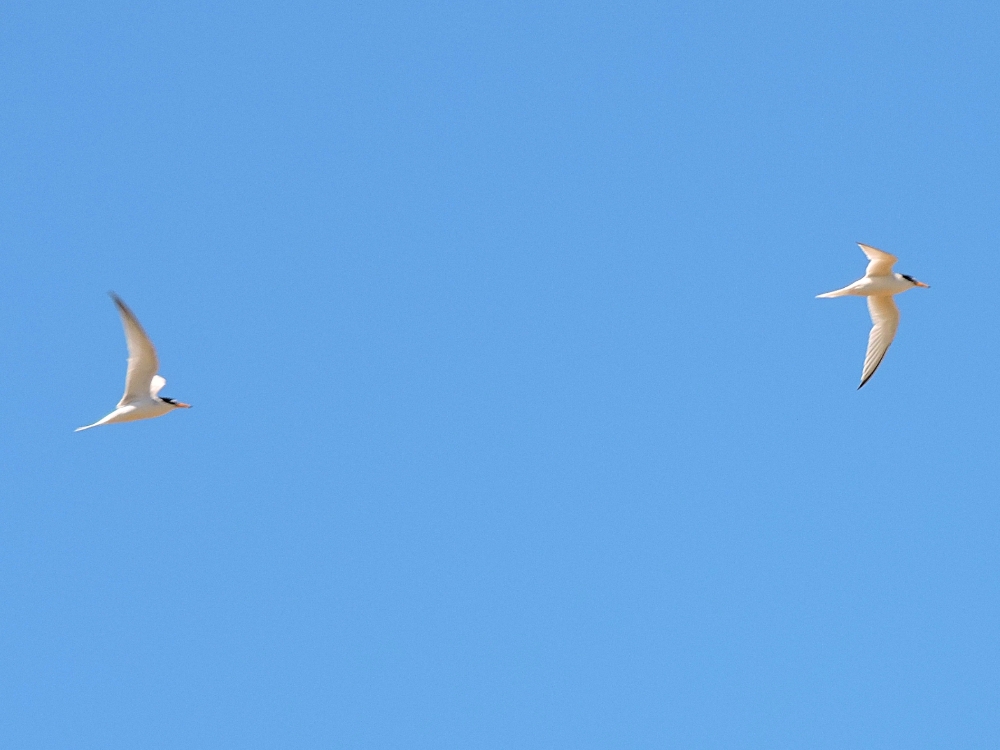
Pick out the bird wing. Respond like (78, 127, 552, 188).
(111, 294, 160, 406)
(859, 295, 899, 388)
(859, 243, 898, 277)
(150, 375, 167, 398)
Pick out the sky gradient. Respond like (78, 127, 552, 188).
(2, 1, 1000, 747)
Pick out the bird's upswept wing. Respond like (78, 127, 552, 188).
(111, 294, 160, 406)
(859, 243, 898, 277)
(150, 375, 167, 398)
(860, 295, 899, 388)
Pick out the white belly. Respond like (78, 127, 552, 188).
(76, 398, 176, 432)
(851, 275, 913, 296)
(105, 400, 173, 424)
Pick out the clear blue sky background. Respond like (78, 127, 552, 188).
(1, 1, 999, 747)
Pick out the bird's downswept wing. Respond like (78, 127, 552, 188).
(860, 295, 899, 388)
(111, 294, 160, 406)
(859, 243, 898, 277)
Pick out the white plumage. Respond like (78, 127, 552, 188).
(817, 243, 929, 388)
(76, 294, 191, 431)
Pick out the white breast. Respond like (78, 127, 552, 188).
(855, 275, 914, 296)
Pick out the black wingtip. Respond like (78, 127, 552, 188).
(108, 292, 129, 312)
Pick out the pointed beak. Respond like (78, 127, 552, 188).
(174, 402, 192, 408)
(915, 281, 930, 288)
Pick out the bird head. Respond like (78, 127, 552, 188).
(900, 274, 930, 288)
(160, 397, 192, 408)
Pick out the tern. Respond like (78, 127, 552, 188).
(76, 294, 191, 431)
(817, 243, 929, 389)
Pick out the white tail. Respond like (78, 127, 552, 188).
(816, 287, 853, 298)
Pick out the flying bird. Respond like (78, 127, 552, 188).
(817, 243, 929, 389)
(76, 294, 191, 431)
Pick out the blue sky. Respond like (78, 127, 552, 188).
(2, 0, 1000, 747)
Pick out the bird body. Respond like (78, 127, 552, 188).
(75, 402, 174, 431)
(816, 273, 920, 298)
(76, 295, 190, 431)
(817, 243, 929, 388)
